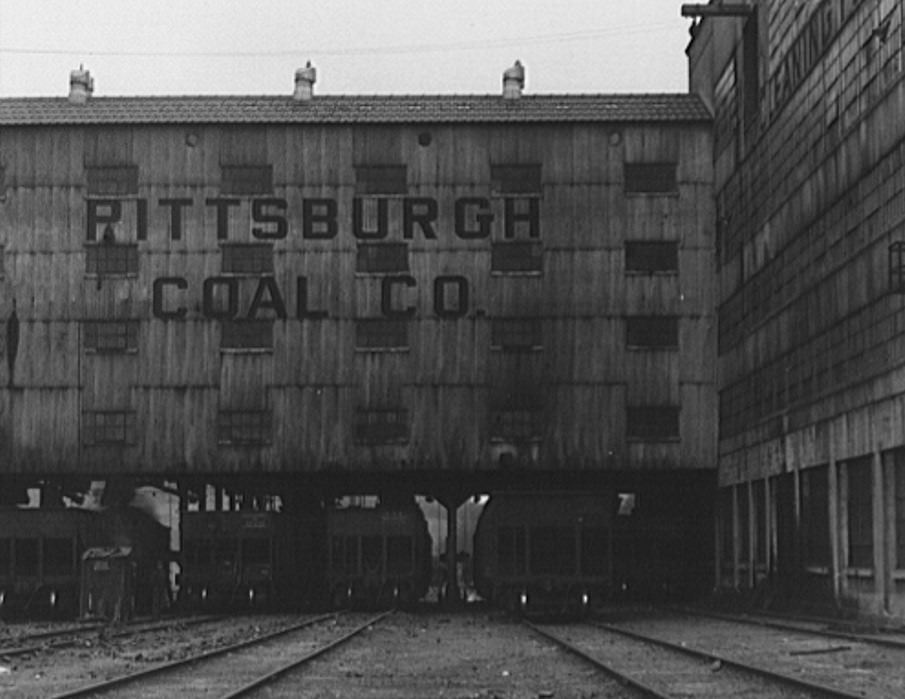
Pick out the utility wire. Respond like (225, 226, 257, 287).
(0, 22, 679, 59)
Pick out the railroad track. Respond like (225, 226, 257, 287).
(526, 618, 869, 698)
(0, 614, 223, 659)
(46, 610, 390, 698)
(672, 604, 905, 650)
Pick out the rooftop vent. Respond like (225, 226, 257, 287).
(502, 60, 525, 99)
(69, 66, 94, 104)
(294, 61, 316, 101)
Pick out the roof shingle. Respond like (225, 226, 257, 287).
(0, 93, 711, 125)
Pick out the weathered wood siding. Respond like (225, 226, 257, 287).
(0, 120, 715, 474)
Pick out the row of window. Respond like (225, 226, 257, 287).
(82, 240, 680, 277)
(721, 450, 905, 575)
(81, 405, 681, 447)
(82, 316, 680, 353)
(84, 163, 680, 198)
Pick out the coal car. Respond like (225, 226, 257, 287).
(473, 491, 613, 616)
(178, 510, 324, 610)
(0, 506, 170, 619)
(326, 501, 432, 609)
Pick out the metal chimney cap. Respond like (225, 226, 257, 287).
(69, 65, 94, 104)
(294, 61, 317, 101)
(502, 60, 525, 99)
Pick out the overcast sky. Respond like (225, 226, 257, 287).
(0, 1, 694, 97)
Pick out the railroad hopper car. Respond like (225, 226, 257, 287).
(473, 491, 612, 616)
(0, 506, 170, 619)
(326, 503, 432, 609)
(179, 510, 324, 610)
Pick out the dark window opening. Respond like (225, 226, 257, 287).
(530, 526, 575, 575)
(753, 479, 767, 566)
(83, 320, 139, 353)
(738, 484, 749, 564)
(491, 318, 542, 351)
(355, 165, 407, 195)
(491, 242, 543, 273)
(895, 449, 905, 568)
(626, 316, 679, 348)
(624, 163, 678, 194)
(355, 408, 409, 445)
(490, 408, 543, 442)
(889, 242, 905, 293)
(355, 319, 409, 350)
(626, 406, 680, 441)
(86, 165, 139, 196)
(625, 241, 678, 273)
(220, 320, 273, 351)
(801, 466, 831, 567)
(82, 410, 136, 445)
(86, 244, 139, 276)
(218, 410, 272, 446)
(221, 244, 274, 275)
(356, 243, 409, 273)
(847, 457, 873, 569)
(490, 164, 542, 195)
(719, 487, 733, 571)
(221, 165, 273, 195)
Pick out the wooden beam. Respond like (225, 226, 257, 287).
(681, 3, 755, 17)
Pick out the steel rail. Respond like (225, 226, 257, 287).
(0, 614, 224, 658)
(669, 604, 905, 650)
(46, 612, 338, 699)
(590, 619, 868, 699)
(217, 610, 393, 699)
(523, 620, 670, 699)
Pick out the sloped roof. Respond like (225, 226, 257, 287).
(0, 93, 711, 125)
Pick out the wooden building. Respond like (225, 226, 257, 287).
(688, 0, 905, 618)
(0, 66, 715, 509)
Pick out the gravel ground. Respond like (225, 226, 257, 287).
(261, 611, 624, 699)
(606, 609, 905, 699)
(1, 610, 629, 699)
(0, 613, 305, 698)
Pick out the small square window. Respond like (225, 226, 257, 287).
(625, 241, 678, 273)
(221, 243, 274, 275)
(356, 243, 409, 273)
(355, 319, 409, 350)
(490, 408, 543, 442)
(355, 165, 407, 195)
(624, 163, 678, 194)
(86, 244, 139, 276)
(221, 165, 273, 195)
(82, 410, 136, 445)
(355, 407, 409, 445)
(86, 165, 139, 196)
(491, 242, 543, 274)
(220, 320, 273, 351)
(83, 320, 139, 353)
(491, 318, 542, 351)
(491, 164, 542, 195)
(626, 406, 680, 441)
(218, 410, 272, 445)
(625, 316, 679, 348)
